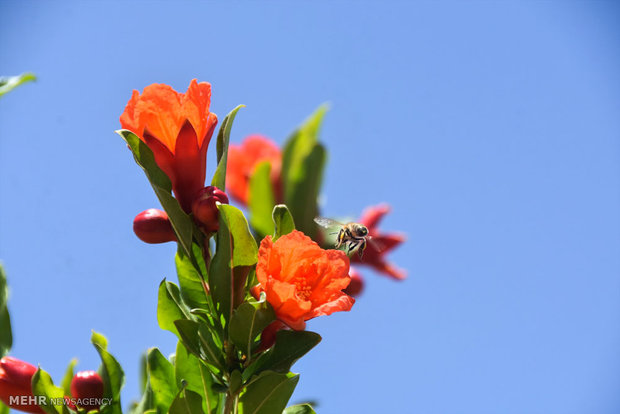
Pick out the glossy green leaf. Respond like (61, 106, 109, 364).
(212, 105, 244, 190)
(146, 348, 177, 414)
(243, 330, 321, 381)
(239, 371, 299, 414)
(174, 320, 226, 372)
(31, 368, 65, 414)
(174, 342, 218, 414)
(272, 205, 295, 241)
(0, 73, 36, 97)
(281, 105, 329, 239)
(176, 244, 209, 311)
(0, 264, 11, 357)
(210, 205, 257, 327)
(210, 212, 233, 327)
(117, 130, 198, 262)
(218, 204, 258, 267)
(283, 404, 316, 414)
(169, 388, 203, 414)
(229, 300, 275, 358)
(0, 400, 9, 414)
(249, 161, 276, 237)
(158, 280, 192, 337)
(60, 358, 78, 397)
(91, 332, 125, 410)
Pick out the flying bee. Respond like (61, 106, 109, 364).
(314, 217, 371, 258)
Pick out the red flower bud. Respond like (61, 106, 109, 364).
(0, 356, 44, 414)
(133, 209, 176, 244)
(70, 371, 104, 411)
(191, 186, 229, 233)
(258, 320, 287, 352)
(344, 268, 364, 298)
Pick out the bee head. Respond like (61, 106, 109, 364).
(356, 225, 369, 237)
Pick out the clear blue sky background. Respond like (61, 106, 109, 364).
(1, 1, 619, 413)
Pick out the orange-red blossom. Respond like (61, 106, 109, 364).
(252, 230, 355, 330)
(120, 79, 218, 212)
(226, 135, 282, 205)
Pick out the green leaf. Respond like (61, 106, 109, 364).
(169, 388, 204, 414)
(117, 130, 198, 262)
(284, 143, 326, 240)
(0, 263, 13, 358)
(210, 205, 258, 328)
(283, 404, 316, 414)
(210, 213, 233, 327)
(139, 352, 148, 394)
(0, 308, 11, 359)
(91, 332, 125, 411)
(212, 105, 244, 190)
(174, 320, 226, 372)
(229, 300, 275, 358)
(146, 348, 177, 414)
(91, 331, 108, 350)
(0, 72, 36, 97)
(60, 358, 78, 397)
(272, 205, 295, 241)
(0, 264, 8, 311)
(158, 279, 192, 337)
(281, 105, 329, 239)
(132, 382, 155, 414)
(0, 400, 9, 414)
(176, 244, 210, 311)
(248, 161, 276, 237)
(239, 371, 299, 414)
(218, 204, 258, 267)
(243, 330, 321, 381)
(0, 264, 12, 357)
(174, 341, 218, 414)
(31, 368, 65, 414)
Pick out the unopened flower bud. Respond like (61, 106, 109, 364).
(258, 320, 287, 352)
(344, 269, 364, 298)
(191, 186, 229, 233)
(133, 209, 176, 244)
(0, 356, 44, 414)
(70, 371, 104, 411)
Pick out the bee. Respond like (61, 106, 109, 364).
(314, 217, 370, 258)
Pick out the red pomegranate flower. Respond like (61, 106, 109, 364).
(226, 135, 282, 205)
(0, 356, 44, 414)
(352, 204, 406, 280)
(252, 230, 355, 330)
(120, 79, 218, 212)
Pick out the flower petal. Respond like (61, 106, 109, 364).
(359, 204, 391, 230)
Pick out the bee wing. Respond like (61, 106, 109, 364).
(367, 236, 386, 253)
(313, 217, 344, 228)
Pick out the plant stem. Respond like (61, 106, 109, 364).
(223, 391, 235, 414)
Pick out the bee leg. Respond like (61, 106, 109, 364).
(357, 239, 367, 259)
(335, 229, 345, 249)
(345, 228, 353, 239)
(347, 240, 359, 254)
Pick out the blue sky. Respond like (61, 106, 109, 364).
(1, 1, 620, 413)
